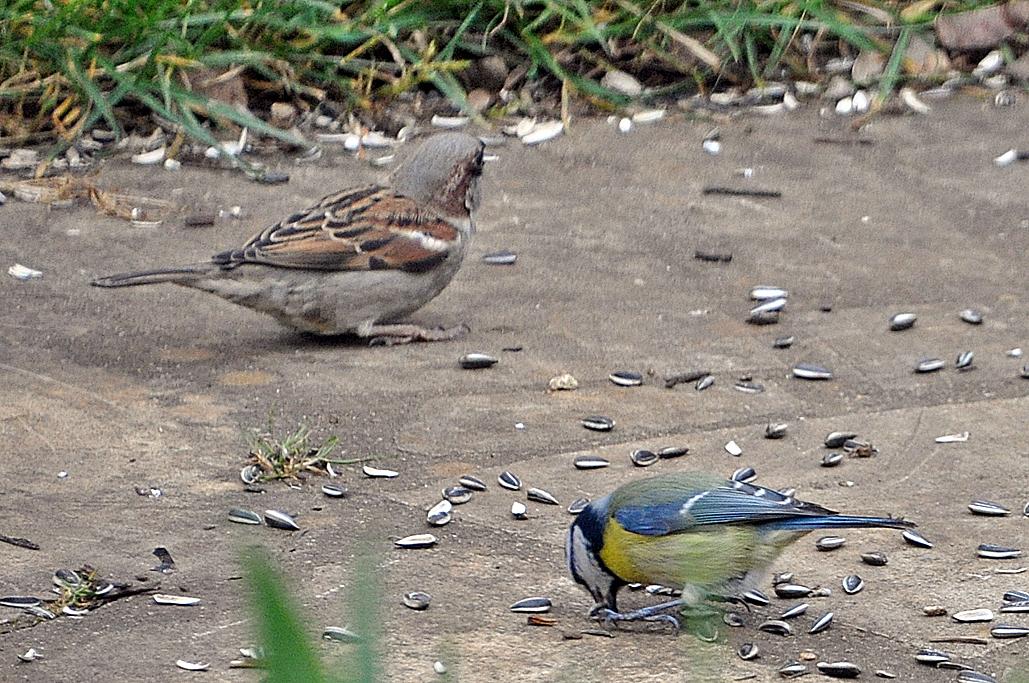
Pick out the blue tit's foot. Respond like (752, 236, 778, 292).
(590, 599, 688, 629)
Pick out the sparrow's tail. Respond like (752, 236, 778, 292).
(765, 514, 916, 532)
(92, 264, 219, 288)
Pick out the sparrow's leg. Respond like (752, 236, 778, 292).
(362, 323, 469, 346)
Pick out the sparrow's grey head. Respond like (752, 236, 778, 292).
(392, 133, 485, 217)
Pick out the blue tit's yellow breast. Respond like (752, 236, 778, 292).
(598, 516, 656, 584)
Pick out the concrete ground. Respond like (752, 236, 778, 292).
(1, 96, 1027, 682)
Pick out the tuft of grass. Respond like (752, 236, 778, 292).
(243, 422, 369, 483)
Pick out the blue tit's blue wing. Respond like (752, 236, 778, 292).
(613, 479, 835, 537)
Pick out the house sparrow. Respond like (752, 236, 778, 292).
(92, 132, 486, 344)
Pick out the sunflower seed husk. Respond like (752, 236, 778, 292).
(426, 500, 452, 527)
(889, 313, 917, 331)
(239, 464, 262, 485)
(772, 572, 794, 586)
(774, 584, 813, 599)
(861, 551, 888, 566)
(765, 422, 788, 439)
(581, 415, 615, 432)
(440, 486, 471, 505)
(175, 660, 210, 672)
(758, 619, 792, 636)
(958, 671, 998, 683)
(825, 431, 857, 448)
(731, 467, 756, 483)
(733, 380, 764, 393)
(903, 529, 934, 548)
(1003, 590, 1029, 603)
(574, 455, 609, 470)
(737, 643, 759, 660)
(751, 286, 789, 300)
(94, 581, 114, 596)
(816, 536, 846, 551)
(935, 432, 970, 443)
(748, 311, 780, 325)
(458, 475, 487, 491)
(362, 465, 399, 479)
(842, 574, 864, 594)
(821, 452, 844, 467)
(875, 670, 897, 679)
(817, 661, 861, 678)
(511, 501, 528, 519)
(322, 626, 360, 643)
(264, 509, 300, 531)
(793, 363, 833, 380)
(915, 358, 945, 373)
(631, 449, 658, 467)
(402, 591, 431, 610)
(658, 446, 689, 459)
(969, 500, 1010, 516)
(388, 532, 436, 550)
(17, 648, 41, 662)
(956, 351, 975, 370)
(780, 602, 809, 619)
(991, 624, 1029, 639)
(952, 608, 993, 623)
(482, 250, 517, 265)
(0, 596, 41, 608)
(608, 371, 643, 387)
(153, 594, 201, 606)
(567, 498, 590, 515)
(751, 298, 787, 316)
(772, 335, 795, 349)
(321, 483, 346, 498)
(809, 611, 834, 634)
(960, 309, 983, 325)
(724, 440, 743, 457)
(527, 487, 559, 505)
(779, 662, 808, 678)
(978, 544, 1021, 559)
(915, 648, 951, 664)
(228, 508, 262, 525)
(742, 589, 770, 606)
(53, 569, 81, 587)
(498, 471, 522, 490)
(459, 352, 497, 369)
(510, 597, 552, 613)
(62, 605, 88, 616)
(1022, 364, 1029, 379)
(723, 611, 745, 627)
(695, 374, 715, 391)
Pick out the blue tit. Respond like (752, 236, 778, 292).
(565, 471, 914, 626)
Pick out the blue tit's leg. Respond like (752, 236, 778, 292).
(591, 598, 689, 628)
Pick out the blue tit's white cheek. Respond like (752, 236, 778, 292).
(567, 524, 608, 595)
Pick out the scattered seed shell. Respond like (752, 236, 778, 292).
(520, 120, 563, 146)
(773, 335, 795, 349)
(631, 449, 658, 467)
(459, 352, 497, 369)
(751, 286, 788, 301)
(915, 358, 945, 373)
(780, 602, 809, 619)
(658, 446, 689, 459)
(742, 589, 770, 606)
(482, 250, 517, 265)
(956, 350, 975, 370)
(426, 500, 453, 526)
(567, 498, 590, 515)
(695, 375, 715, 391)
(758, 619, 792, 636)
(765, 422, 788, 439)
(991, 625, 1029, 639)
(154, 594, 201, 607)
(527, 487, 559, 505)
(574, 455, 609, 470)
(737, 643, 759, 660)
(889, 313, 917, 331)
(968, 500, 1010, 516)
(362, 465, 399, 478)
(960, 309, 983, 325)
(861, 551, 888, 566)
(322, 626, 360, 643)
(458, 475, 487, 491)
(175, 660, 210, 672)
(394, 534, 438, 549)
(0, 596, 41, 608)
(935, 432, 970, 443)
(498, 471, 522, 490)
(825, 431, 857, 448)
(952, 608, 993, 623)
(731, 467, 756, 483)
(821, 452, 844, 467)
(915, 648, 951, 664)
(321, 483, 346, 498)
(510, 597, 552, 613)
(793, 363, 833, 380)
(774, 584, 813, 599)
(510, 501, 528, 519)
(977, 544, 1021, 559)
(442, 485, 473, 504)
(581, 416, 615, 431)
(264, 509, 300, 531)
(816, 536, 846, 551)
(817, 661, 861, 678)
(402, 591, 431, 611)
(810, 611, 834, 634)
(903, 529, 933, 548)
(779, 662, 807, 678)
(842, 575, 864, 594)
(608, 370, 643, 387)
(724, 440, 743, 457)
(239, 464, 262, 485)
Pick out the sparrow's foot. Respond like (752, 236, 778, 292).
(364, 323, 470, 346)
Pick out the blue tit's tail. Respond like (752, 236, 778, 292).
(764, 514, 915, 532)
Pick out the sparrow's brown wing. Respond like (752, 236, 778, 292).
(212, 185, 462, 274)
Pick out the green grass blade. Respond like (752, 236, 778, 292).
(877, 26, 911, 101)
(243, 549, 326, 683)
